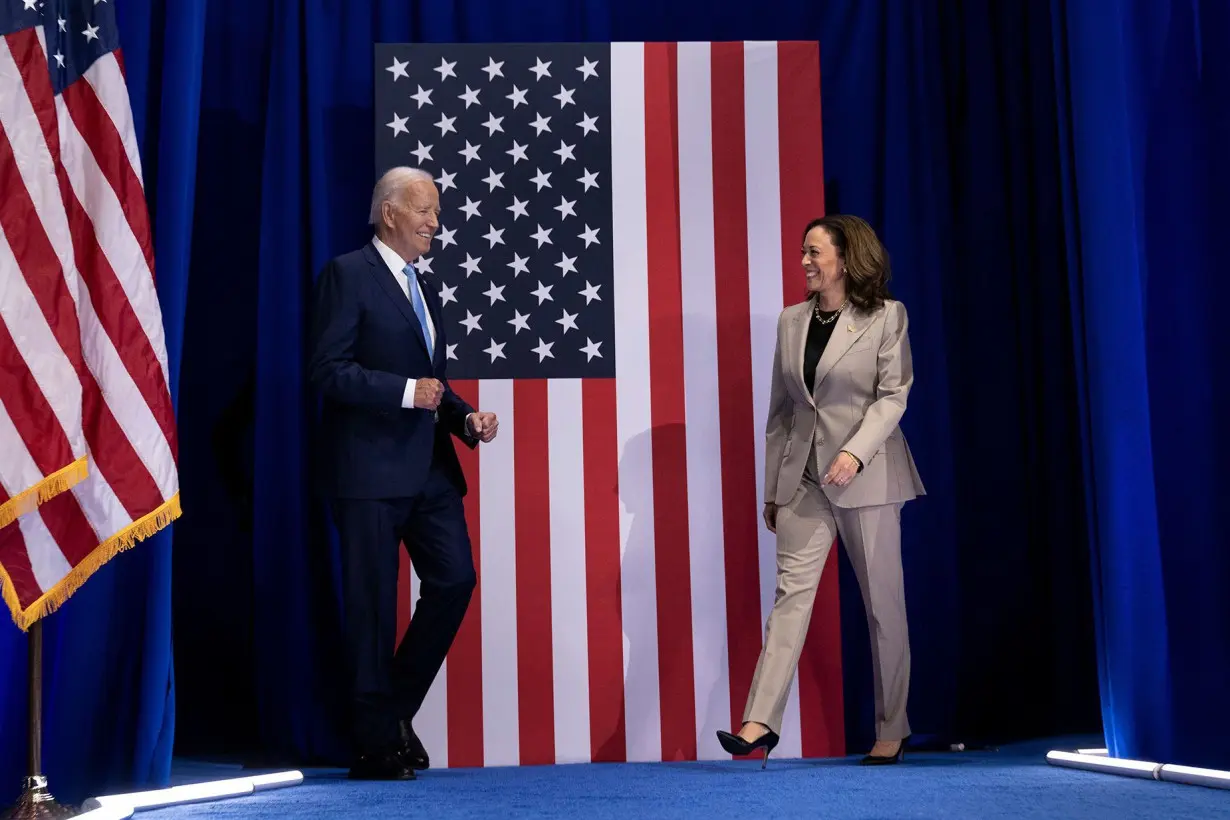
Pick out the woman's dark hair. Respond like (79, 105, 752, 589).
(801, 214, 891, 312)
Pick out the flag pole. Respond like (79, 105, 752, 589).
(1, 622, 76, 820)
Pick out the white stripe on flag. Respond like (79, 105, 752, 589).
(84, 54, 147, 187)
(51, 43, 171, 391)
(676, 41, 731, 761)
(0, 228, 83, 463)
(0, 406, 53, 515)
(1, 34, 80, 299)
(743, 40, 801, 760)
(610, 40, 662, 764)
(56, 98, 177, 487)
(16, 502, 72, 591)
(408, 567, 450, 767)
(72, 280, 174, 509)
(480, 379, 519, 766)
(0, 40, 86, 460)
(547, 379, 590, 764)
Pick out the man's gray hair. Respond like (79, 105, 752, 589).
(369, 166, 434, 225)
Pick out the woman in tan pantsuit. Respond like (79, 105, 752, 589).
(717, 215, 925, 767)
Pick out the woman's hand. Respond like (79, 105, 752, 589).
(822, 451, 861, 487)
(763, 503, 778, 533)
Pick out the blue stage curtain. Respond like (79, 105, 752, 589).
(0, 0, 205, 806)
(8, 0, 1227, 799)
(1054, 0, 1230, 768)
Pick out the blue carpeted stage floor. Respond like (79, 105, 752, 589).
(146, 737, 1223, 819)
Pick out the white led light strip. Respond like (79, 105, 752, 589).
(1048, 749, 1230, 790)
(74, 770, 304, 817)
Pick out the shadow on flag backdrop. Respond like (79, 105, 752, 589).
(372, 40, 844, 766)
(0, 0, 179, 630)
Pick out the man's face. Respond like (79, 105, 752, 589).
(385, 179, 440, 260)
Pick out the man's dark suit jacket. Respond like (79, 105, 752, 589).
(308, 241, 477, 499)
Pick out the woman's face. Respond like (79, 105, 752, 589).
(801, 226, 844, 294)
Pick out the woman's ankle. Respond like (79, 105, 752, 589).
(739, 722, 769, 741)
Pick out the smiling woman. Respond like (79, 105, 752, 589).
(717, 214, 926, 768)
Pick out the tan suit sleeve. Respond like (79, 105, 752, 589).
(764, 315, 791, 504)
(841, 301, 913, 466)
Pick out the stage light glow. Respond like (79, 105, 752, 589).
(1159, 763, 1230, 791)
(1046, 750, 1161, 780)
(80, 770, 303, 812)
(246, 770, 305, 791)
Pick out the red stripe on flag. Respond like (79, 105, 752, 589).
(513, 379, 555, 765)
(0, 314, 75, 479)
(448, 379, 484, 767)
(582, 378, 626, 762)
(776, 41, 845, 758)
(59, 82, 177, 458)
(6, 31, 59, 164)
(0, 522, 39, 610)
(35, 490, 99, 566)
(708, 41, 764, 737)
(776, 40, 827, 298)
(8, 29, 167, 516)
(61, 76, 156, 277)
(3, 33, 83, 374)
(0, 118, 82, 481)
(643, 41, 697, 761)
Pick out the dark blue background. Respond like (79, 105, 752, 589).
(2, 0, 1226, 804)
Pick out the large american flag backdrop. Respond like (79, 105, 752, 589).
(0, 0, 179, 630)
(374, 41, 843, 766)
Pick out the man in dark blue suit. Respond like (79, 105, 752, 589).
(309, 167, 499, 781)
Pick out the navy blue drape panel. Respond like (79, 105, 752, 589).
(1055, 0, 1230, 768)
(8, 0, 1228, 797)
(0, 0, 205, 805)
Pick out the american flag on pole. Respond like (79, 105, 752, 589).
(0, 0, 179, 630)
(374, 40, 844, 765)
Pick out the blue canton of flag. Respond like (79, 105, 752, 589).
(374, 43, 615, 380)
(0, 0, 120, 91)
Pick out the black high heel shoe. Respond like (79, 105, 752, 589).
(716, 728, 781, 769)
(860, 735, 910, 766)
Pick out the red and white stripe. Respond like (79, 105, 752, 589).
(395, 41, 844, 767)
(0, 26, 179, 629)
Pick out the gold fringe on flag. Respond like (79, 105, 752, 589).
(1, 492, 182, 631)
(0, 457, 89, 531)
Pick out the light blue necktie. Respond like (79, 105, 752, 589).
(404, 263, 433, 359)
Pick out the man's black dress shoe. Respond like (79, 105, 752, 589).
(398, 720, 430, 771)
(348, 751, 416, 781)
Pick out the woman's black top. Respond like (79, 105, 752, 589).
(802, 305, 843, 395)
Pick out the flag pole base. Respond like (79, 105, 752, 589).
(1, 776, 77, 820)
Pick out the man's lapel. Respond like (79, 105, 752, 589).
(364, 243, 433, 361)
(418, 272, 446, 369)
